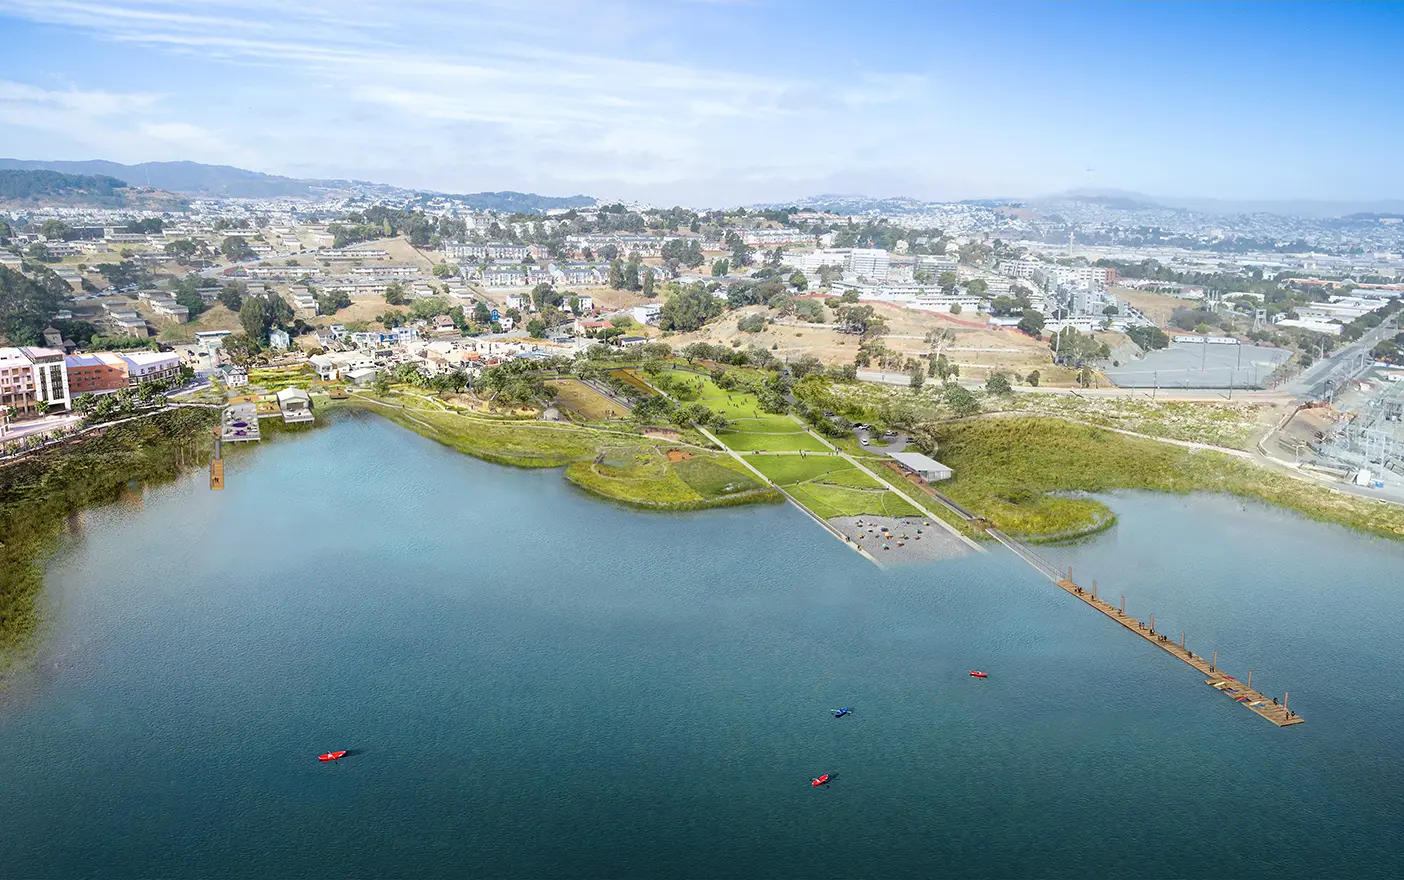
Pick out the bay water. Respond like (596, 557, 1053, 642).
(2, 412, 1401, 878)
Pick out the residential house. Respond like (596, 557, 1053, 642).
(268, 328, 291, 351)
(629, 303, 662, 325)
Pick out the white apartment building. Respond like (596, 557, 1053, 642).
(846, 249, 891, 281)
(121, 352, 181, 384)
(0, 346, 71, 416)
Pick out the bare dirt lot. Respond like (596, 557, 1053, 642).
(666, 300, 1062, 379)
(1113, 286, 1192, 326)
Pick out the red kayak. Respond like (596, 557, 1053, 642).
(969, 670, 988, 679)
(811, 774, 831, 787)
(318, 750, 347, 762)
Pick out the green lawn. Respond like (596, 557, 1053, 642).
(750, 454, 851, 485)
(719, 431, 829, 452)
(722, 415, 806, 432)
(674, 456, 767, 497)
(788, 482, 922, 519)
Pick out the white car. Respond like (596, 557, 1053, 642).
(860, 438, 870, 446)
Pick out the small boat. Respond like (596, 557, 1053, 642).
(832, 707, 851, 718)
(318, 750, 348, 762)
(811, 774, 831, 787)
(969, 670, 988, 679)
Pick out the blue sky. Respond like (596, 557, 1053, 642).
(1, 1, 1401, 206)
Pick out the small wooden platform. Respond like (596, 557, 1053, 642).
(1054, 578, 1303, 727)
(209, 458, 224, 490)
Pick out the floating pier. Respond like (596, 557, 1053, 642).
(928, 487, 1304, 729)
(1054, 569, 1303, 727)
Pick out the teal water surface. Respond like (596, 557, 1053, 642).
(2, 412, 1401, 879)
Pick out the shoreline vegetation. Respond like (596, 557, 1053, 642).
(0, 407, 219, 667)
(932, 416, 1404, 544)
(5, 352, 1404, 665)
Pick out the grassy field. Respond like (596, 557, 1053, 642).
(341, 394, 778, 510)
(935, 416, 1404, 543)
(749, 454, 851, 484)
(717, 430, 829, 452)
(788, 481, 922, 519)
(547, 379, 625, 421)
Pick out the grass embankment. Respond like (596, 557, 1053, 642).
(935, 416, 1404, 543)
(341, 393, 780, 510)
(749, 454, 921, 519)
(0, 407, 219, 665)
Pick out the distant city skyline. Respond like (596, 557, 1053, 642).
(1, 1, 1402, 207)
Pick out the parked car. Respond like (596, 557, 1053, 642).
(861, 438, 870, 446)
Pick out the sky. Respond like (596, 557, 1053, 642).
(1, 0, 1402, 207)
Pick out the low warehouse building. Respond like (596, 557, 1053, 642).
(887, 450, 953, 482)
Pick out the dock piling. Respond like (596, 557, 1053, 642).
(1120, 595, 1125, 615)
(1149, 613, 1155, 634)
(1212, 650, 1217, 672)
(1092, 579, 1097, 599)
(1248, 670, 1253, 689)
(1181, 632, 1185, 649)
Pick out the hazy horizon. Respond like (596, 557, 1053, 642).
(2, 1, 1402, 206)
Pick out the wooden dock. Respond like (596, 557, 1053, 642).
(1053, 571, 1303, 727)
(928, 491, 1305, 730)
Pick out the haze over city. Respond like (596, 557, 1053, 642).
(2, 0, 1403, 206)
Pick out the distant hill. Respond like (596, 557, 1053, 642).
(431, 190, 595, 213)
(0, 168, 129, 202)
(0, 159, 359, 199)
(0, 159, 596, 211)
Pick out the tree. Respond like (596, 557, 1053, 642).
(0, 265, 67, 345)
(1026, 370, 1040, 387)
(925, 326, 956, 362)
(1127, 325, 1170, 350)
(221, 333, 260, 367)
(74, 392, 97, 416)
(730, 239, 754, 268)
(909, 369, 925, 390)
(985, 372, 1013, 395)
(738, 314, 766, 333)
(608, 258, 625, 289)
(432, 263, 456, 277)
(943, 382, 980, 416)
(789, 271, 808, 291)
(218, 282, 245, 312)
(526, 317, 547, 337)
(239, 295, 267, 341)
(641, 268, 655, 298)
(950, 303, 963, 315)
(221, 237, 255, 262)
(660, 283, 724, 332)
(40, 219, 74, 241)
(384, 282, 409, 306)
(1017, 309, 1046, 338)
(318, 291, 352, 315)
(711, 258, 729, 277)
(164, 239, 199, 264)
(938, 271, 959, 292)
(474, 302, 492, 325)
(966, 278, 988, 296)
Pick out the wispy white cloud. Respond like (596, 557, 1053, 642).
(0, 78, 245, 165)
(0, 0, 944, 201)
